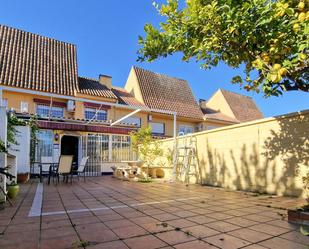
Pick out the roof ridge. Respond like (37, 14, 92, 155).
(78, 76, 99, 82)
(220, 88, 253, 99)
(133, 66, 187, 82)
(0, 24, 76, 47)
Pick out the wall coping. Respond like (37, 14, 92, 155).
(161, 109, 309, 142)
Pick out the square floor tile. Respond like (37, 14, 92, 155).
(187, 215, 217, 224)
(87, 240, 129, 249)
(228, 228, 272, 243)
(259, 237, 307, 249)
(155, 230, 195, 245)
(204, 234, 251, 249)
(225, 217, 259, 227)
(167, 218, 197, 228)
(112, 225, 148, 239)
(174, 239, 217, 249)
(249, 223, 290, 236)
(205, 221, 241, 233)
(183, 225, 220, 239)
(124, 234, 167, 249)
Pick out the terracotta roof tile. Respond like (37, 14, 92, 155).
(220, 89, 264, 122)
(0, 25, 78, 96)
(111, 86, 147, 108)
(78, 77, 117, 99)
(133, 66, 203, 120)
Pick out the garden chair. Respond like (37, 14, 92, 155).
(48, 155, 73, 184)
(70, 156, 88, 182)
(40, 156, 53, 183)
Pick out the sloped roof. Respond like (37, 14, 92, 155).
(133, 66, 204, 120)
(0, 25, 79, 96)
(220, 89, 263, 122)
(111, 87, 147, 108)
(78, 77, 117, 99)
(201, 107, 239, 124)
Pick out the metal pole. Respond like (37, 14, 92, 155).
(173, 113, 177, 138)
(111, 109, 141, 126)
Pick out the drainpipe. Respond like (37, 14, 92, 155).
(173, 113, 177, 138)
(172, 112, 177, 181)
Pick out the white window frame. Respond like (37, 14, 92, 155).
(36, 104, 64, 118)
(20, 101, 29, 113)
(123, 116, 141, 127)
(179, 125, 194, 135)
(84, 107, 107, 121)
(149, 122, 165, 135)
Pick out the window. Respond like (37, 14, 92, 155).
(1, 98, 8, 107)
(34, 130, 54, 162)
(149, 122, 165, 135)
(123, 116, 141, 127)
(179, 125, 194, 135)
(85, 108, 107, 121)
(36, 104, 64, 118)
(20, 101, 29, 113)
(112, 135, 134, 161)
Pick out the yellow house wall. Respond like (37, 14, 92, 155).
(156, 110, 309, 197)
(2, 91, 74, 118)
(124, 67, 145, 104)
(206, 89, 236, 119)
(3, 90, 232, 137)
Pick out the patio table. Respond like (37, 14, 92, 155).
(35, 162, 57, 183)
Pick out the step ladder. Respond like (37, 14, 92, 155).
(172, 133, 200, 184)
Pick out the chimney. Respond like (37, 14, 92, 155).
(99, 74, 112, 89)
(199, 99, 207, 109)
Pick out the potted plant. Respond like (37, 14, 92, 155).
(287, 172, 309, 235)
(7, 181, 19, 199)
(130, 127, 163, 182)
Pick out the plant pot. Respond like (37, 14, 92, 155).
(7, 185, 20, 199)
(17, 173, 29, 184)
(288, 209, 309, 225)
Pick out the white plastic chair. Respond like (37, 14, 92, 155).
(71, 156, 89, 182)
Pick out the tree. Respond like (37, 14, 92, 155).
(130, 127, 163, 181)
(138, 0, 309, 96)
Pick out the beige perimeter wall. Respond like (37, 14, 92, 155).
(156, 110, 309, 197)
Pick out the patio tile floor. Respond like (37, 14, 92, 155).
(0, 176, 307, 249)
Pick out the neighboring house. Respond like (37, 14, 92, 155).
(0, 25, 143, 174)
(0, 25, 263, 174)
(124, 66, 205, 136)
(199, 89, 264, 129)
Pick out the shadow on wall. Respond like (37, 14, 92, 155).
(199, 112, 308, 197)
(263, 113, 309, 196)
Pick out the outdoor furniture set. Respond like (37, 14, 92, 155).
(38, 156, 88, 184)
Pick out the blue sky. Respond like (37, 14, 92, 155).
(0, 0, 307, 117)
